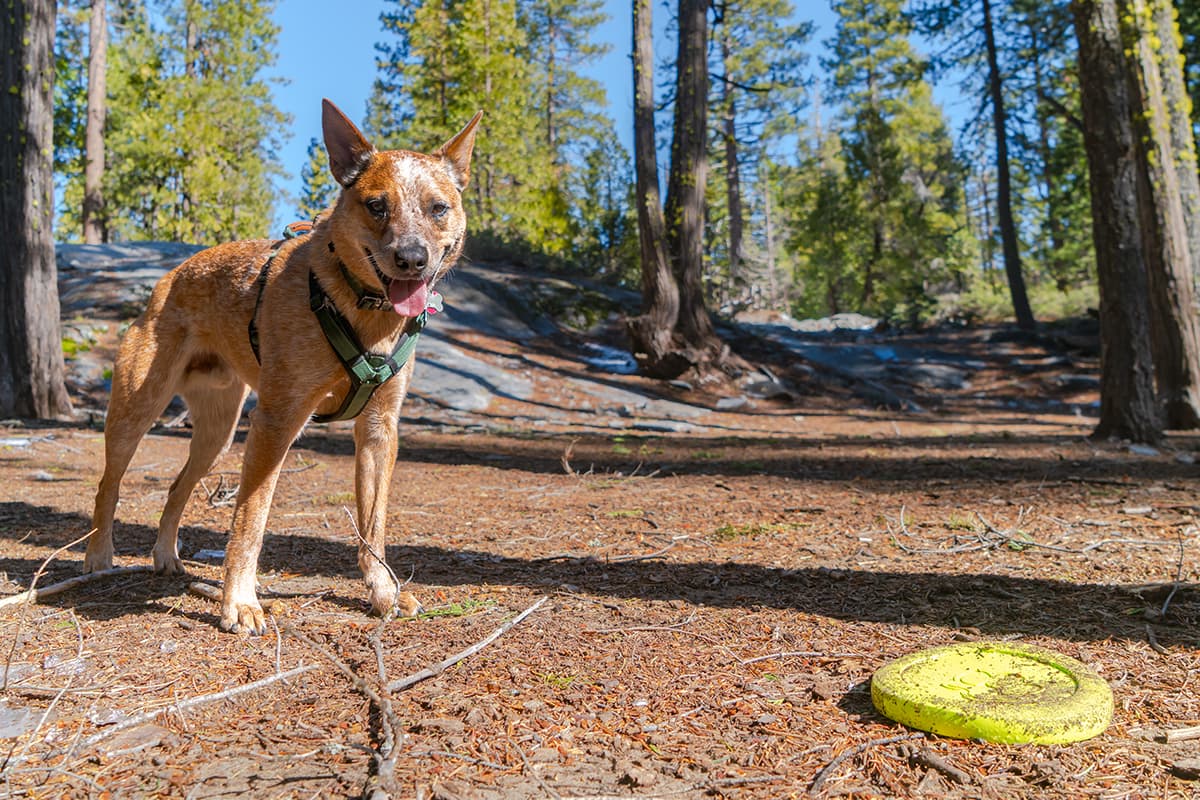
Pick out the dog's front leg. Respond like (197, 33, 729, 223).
(354, 366, 416, 617)
(220, 408, 309, 634)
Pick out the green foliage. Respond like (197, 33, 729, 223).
(297, 137, 337, 222)
(371, 0, 635, 275)
(55, 0, 289, 244)
(783, 0, 969, 324)
(705, 0, 811, 310)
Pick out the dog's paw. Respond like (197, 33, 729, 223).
(366, 579, 423, 618)
(151, 544, 184, 574)
(220, 601, 268, 636)
(367, 579, 398, 618)
(396, 591, 423, 617)
(82, 545, 113, 574)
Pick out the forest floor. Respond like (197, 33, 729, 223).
(1, 253, 1199, 799)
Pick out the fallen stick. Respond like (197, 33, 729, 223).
(0, 566, 155, 610)
(1165, 724, 1200, 743)
(809, 733, 924, 795)
(4, 664, 316, 769)
(386, 595, 548, 692)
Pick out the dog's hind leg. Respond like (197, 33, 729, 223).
(85, 322, 186, 573)
(152, 357, 249, 573)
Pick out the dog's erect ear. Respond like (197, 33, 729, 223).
(322, 99, 375, 187)
(435, 111, 483, 191)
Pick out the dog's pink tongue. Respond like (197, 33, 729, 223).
(388, 279, 428, 316)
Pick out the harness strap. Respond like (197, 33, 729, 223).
(246, 222, 436, 424)
(308, 271, 427, 422)
(249, 221, 316, 363)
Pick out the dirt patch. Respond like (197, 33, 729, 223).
(2, 313, 1199, 799)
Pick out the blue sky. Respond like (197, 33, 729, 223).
(261, 1, 868, 227)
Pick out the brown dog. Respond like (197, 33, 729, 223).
(84, 100, 481, 634)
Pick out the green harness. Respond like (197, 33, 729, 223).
(248, 224, 440, 423)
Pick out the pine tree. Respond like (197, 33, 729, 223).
(52, 1, 91, 240)
(56, 0, 288, 244)
(1072, 0, 1160, 442)
(297, 137, 338, 222)
(1008, 0, 1094, 295)
(797, 0, 967, 322)
(372, 0, 627, 264)
(707, 0, 810, 310)
(910, 0, 1034, 329)
(2, 0, 72, 418)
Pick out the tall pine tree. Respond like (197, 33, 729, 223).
(55, 0, 288, 243)
(707, 0, 810, 310)
(789, 0, 967, 322)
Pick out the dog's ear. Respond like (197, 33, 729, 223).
(322, 99, 375, 187)
(435, 111, 483, 191)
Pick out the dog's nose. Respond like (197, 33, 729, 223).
(394, 239, 428, 273)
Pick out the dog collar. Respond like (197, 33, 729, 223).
(336, 257, 393, 311)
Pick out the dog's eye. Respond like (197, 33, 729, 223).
(365, 198, 388, 218)
(431, 201, 450, 219)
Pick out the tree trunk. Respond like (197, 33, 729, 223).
(664, 0, 721, 357)
(1126, 0, 1200, 429)
(1029, 18, 1068, 288)
(82, 0, 107, 244)
(0, 0, 72, 419)
(1071, 0, 1161, 443)
(720, 36, 744, 307)
(1151, 0, 1200, 286)
(982, 0, 1036, 330)
(626, 0, 684, 378)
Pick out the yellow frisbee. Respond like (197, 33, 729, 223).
(871, 641, 1113, 744)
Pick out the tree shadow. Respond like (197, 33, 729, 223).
(1, 501, 1193, 648)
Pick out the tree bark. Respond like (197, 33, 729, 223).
(626, 0, 684, 378)
(1126, 0, 1200, 429)
(1150, 0, 1200, 285)
(720, 35, 744, 308)
(0, 0, 72, 419)
(982, 0, 1036, 330)
(664, 0, 720, 355)
(1071, 0, 1161, 443)
(83, 0, 107, 244)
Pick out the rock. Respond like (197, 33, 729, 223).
(412, 718, 466, 736)
(98, 723, 171, 759)
(1056, 374, 1101, 391)
(716, 396, 748, 411)
(0, 702, 35, 739)
(901, 363, 971, 391)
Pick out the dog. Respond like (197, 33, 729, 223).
(84, 99, 482, 634)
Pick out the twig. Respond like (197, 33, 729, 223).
(509, 734, 563, 799)
(0, 564, 153, 610)
(587, 613, 697, 635)
(3, 530, 101, 692)
(1145, 624, 1169, 655)
(901, 742, 972, 785)
(386, 596, 548, 693)
(285, 624, 403, 800)
(809, 733, 924, 795)
(607, 536, 692, 563)
(1, 611, 84, 774)
(561, 438, 578, 477)
(1164, 725, 1200, 743)
(739, 650, 865, 665)
(1161, 526, 1190, 618)
(343, 506, 406, 616)
(4, 664, 316, 769)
